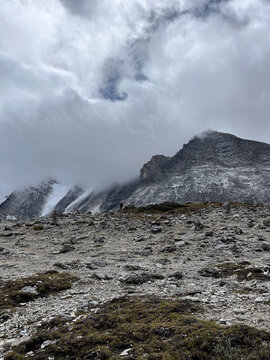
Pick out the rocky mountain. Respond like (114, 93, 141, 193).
(0, 181, 84, 221)
(1, 130, 270, 219)
(73, 130, 270, 211)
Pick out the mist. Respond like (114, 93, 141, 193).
(1, 0, 270, 197)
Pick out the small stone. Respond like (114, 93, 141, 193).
(0, 314, 10, 323)
(151, 227, 162, 234)
(193, 219, 204, 231)
(59, 244, 75, 253)
(184, 296, 200, 302)
(124, 264, 142, 271)
(161, 246, 177, 253)
(86, 260, 107, 269)
(233, 308, 246, 315)
(175, 240, 186, 248)
(247, 220, 255, 228)
(199, 267, 220, 278)
(94, 236, 106, 244)
(128, 226, 137, 231)
(88, 300, 99, 307)
(99, 221, 108, 229)
(53, 262, 70, 269)
(41, 340, 56, 349)
(20, 286, 38, 295)
(135, 235, 146, 242)
(141, 248, 153, 256)
(235, 228, 243, 235)
(261, 243, 270, 251)
(255, 297, 265, 302)
(169, 271, 183, 279)
(120, 348, 132, 357)
(263, 218, 270, 227)
(0, 247, 10, 255)
(158, 258, 171, 265)
(121, 273, 164, 285)
(93, 273, 113, 280)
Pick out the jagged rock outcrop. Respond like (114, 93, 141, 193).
(79, 130, 270, 211)
(140, 155, 170, 182)
(0, 181, 55, 220)
(1, 130, 270, 218)
(54, 185, 84, 214)
(0, 181, 84, 220)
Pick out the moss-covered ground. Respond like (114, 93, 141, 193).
(5, 295, 270, 360)
(0, 270, 78, 315)
(118, 202, 262, 220)
(217, 262, 270, 282)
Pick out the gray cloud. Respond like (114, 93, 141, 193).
(59, 0, 99, 17)
(1, 0, 270, 198)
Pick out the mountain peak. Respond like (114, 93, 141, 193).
(2, 131, 270, 219)
(188, 130, 239, 144)
(192, 129, 219, 139)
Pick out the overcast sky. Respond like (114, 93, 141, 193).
(1, 0, 270, 197)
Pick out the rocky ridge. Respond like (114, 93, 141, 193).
(93, 130, 270, 210)
(0, 203, 270, 358)
(2, 130, 270, 219)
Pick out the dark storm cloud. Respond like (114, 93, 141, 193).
(1, 0, 270, 198)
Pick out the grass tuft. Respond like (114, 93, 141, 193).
(32, 225, 44, 231)
(217, 262, 270, 282)
(0, 271, 78, 315)
(5, 295, 270, 360)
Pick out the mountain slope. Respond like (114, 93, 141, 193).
(1, 130, 270, 219)
(75, 130, 270, 211)
(0, 181, 55, 220)
(0, 181, 84, 220)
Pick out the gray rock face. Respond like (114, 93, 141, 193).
(78, 130, 270, 211)
(54, 185, 84, 214)
(2, 130, 270, 218)
(0, 181, 54, 220)
(0, 181, 84, 220)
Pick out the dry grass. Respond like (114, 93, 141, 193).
(0, 270, 78, 315)
(116, 202, 263, 220)
(217, 262, 270, 282)
(5, 295, 270, 360)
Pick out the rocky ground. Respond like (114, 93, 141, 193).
(0, 203, 270, 358)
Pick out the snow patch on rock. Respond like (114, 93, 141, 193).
(64, 189, 92, 214)
(41, 184, 70, 216)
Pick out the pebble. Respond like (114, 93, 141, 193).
(175, 240, 186, 248)
(233, 308, 246, 315)
(120, 348, 132, 357)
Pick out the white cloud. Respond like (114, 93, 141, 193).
(1, 0, 270, 197)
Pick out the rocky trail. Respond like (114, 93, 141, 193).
(0, 203, 270, 358)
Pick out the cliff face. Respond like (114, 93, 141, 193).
(0, 181, 54, 220)
(140, 155, 170, 182)
(0, 182, 84, 220)
(95, 131, 270, 210)
(1, 130, 270, 219)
